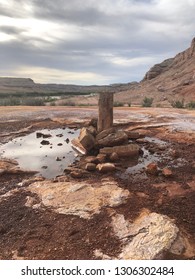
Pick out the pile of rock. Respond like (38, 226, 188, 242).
(71, 123, 142, 173)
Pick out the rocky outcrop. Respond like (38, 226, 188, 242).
(27, 179, 130, 219)
(112, 212, 181, 260)
(143, 58, 174, 81)
(95, 210, 187, 260)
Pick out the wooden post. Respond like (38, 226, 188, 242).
(98, 92, 113, 132)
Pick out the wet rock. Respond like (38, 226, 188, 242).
(40, 140, 50, 145)
(109, 152, 119, 162)
(71, 138, 87, 154)
(146, 162, 158, 175)
(27, 179, 130, 219)
(100, 144, 140, 158)
(111, 211, 180, 260)
(56, 157, 61, 162)
(96, 163, 116, 173)
(85, 156, 99, 164)
(97, 130, 128, 147)
(124, 131, 142, 140)
(78, 128, 95, 151)
(41, 166, 48, 169)
(96, 154, 107, 163)
(85, 163, 96, 171)
(36, 132, 51, 138)
(42, 133, 52, 138)
(57, 143, 63, 146)
(36, 132, 43, 138)
(71, 128, 95, 154)
(162, 167, 173, 177)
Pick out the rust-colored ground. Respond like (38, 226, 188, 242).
(0, 106, 194, 260)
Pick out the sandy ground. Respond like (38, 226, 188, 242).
(0, 106, 195, 260)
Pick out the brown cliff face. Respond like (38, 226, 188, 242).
(115, 37, 195, 106)
(143, 58, 174, 81)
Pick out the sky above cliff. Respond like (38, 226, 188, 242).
(0, 0, 194, 84)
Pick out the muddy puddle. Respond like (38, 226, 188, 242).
(0, 128, 80, 178)
(117, 137, 171, 180)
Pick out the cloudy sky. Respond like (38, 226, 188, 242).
(0, 0, 194, 85)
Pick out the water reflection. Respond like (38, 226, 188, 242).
(0, 128, 80, 179)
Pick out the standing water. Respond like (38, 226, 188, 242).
(0, 128, 80, 179)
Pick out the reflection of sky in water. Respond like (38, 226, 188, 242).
(0, 128, 80, 179)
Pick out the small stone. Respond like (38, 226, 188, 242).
(109, 152, 119, 162)
(41, 166, 48, 169)
(65, 138, 70, 143)
(146, 162, 158, 175)
(162, 168, 173, 178)
(36, 132, 43, 138)
(40, 140, 50, 145)
(57, 143, 63, 146)
(96, 163, 116, 173)
(56, 157, 61, 161)
(85, 163, 96, 171)
(56, 134, 63, 137)
(42, 133, 52, 138)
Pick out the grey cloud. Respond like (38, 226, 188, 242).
(0, 26, 26, 35)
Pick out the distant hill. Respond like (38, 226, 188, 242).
(0, 77, 137, 96)
(115, 37, 195, 106)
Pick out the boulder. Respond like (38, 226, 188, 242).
(96, 127, 115, 141)
(100, 144, 140, 158)
(78, 128, 95, 151)
(96, 163, 116, 173)
(97, 130, 128, 147)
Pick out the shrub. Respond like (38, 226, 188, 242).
(0, 97, 20, 106)
(21, 98, 45, 106)
(186, 101, 195, 109)
(171, 99, 184, 108)
(142, 97, 153, 107)
(60, 101, 76, 106)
